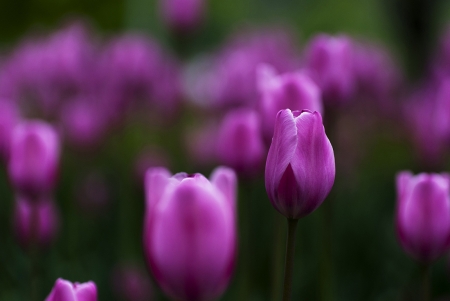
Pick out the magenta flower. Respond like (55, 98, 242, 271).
(216, 109, 265, 176)
(306, 34, 355, 105)
(396, 171, 450, 263)
(257, 65, 323, 140)
(265, 109, 335, 219)
(8, 120, 60, 199)
(45, 278, 97, 301)
(143, 167, 237, 301)
(13, 196, 59, 249)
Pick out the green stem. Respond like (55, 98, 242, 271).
(271, 214, 284, 301)
(282, 218, 299, 301)
(421, 264, 431, 301)
(320, 200, 333, 301)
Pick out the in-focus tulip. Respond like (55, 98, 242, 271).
(8, 120, 60, 198)
(159, 0, 205, 32)
(143, 166, 237, 301)
(257, 65, 323, 140)
(45, 278, 97, 301)
(396, 171, 450, 262)
(265, 109, 335, 219)
(216, 109, 265, 176)
(306, 34, 355, 105)
(13, 197, 59, 249)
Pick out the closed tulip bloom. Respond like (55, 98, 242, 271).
(216, 109, 265, 176)
(8, 120, 60, 198)
(13, 197, 59, 249)
(396, 171, 450, 262)
(257, 65, 323, 140)
(45, 278, 97, 301)
(306, 34, 355, 105)
(265, 109, 335, 219)
(143, 167, 236, 301)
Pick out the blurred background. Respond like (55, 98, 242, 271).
(1, 0, 450, 300)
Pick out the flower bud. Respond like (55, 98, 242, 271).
(396, 171, 450, 262)
(216, 109, 265, 176)
(13, 196, 59, 249)
(306, 34, 355, 105)
(265, 109, 335, 219)
(257, 65, 322, 140)
(8, 120, 60, 198)
(143, 166, 237, 301)
(45, 278, 97, 301)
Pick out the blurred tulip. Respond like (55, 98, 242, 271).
(0, 98, 21, 161)
(257, 65, 323, 140)
(134, 148, 171, 185)
(160, 0, 205, 32)
(306, 34, 355, 105)
(265, 109, 335, 219)
(45, 278, 97, 301)
(143, 166, 237, 301)
(396, 171, 450, 262)
(13, 196, 59, 249)
(8, 120, 60, 199)
(215, 108, 265, 176)
(112, 264, 153, 301)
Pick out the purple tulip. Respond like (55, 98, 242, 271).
(0, 98, 21, 161)
(216, 109, 265, 176)
(306, 34, 355, 105)
(8, 120, 60, 198)
(13, 196, 59, 249)
(159, 0, 205, 32)
(265, 109, 335, 219)
(45, 278, 97, 301)
(257, 65, 323, 140)
(143, 166, 237, 301)
(396, 171, 450, 262)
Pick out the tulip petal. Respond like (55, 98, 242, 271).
(74, 281, 98, 301)
(144, 167, 172, 210)
(395, 171, 413, 207)
(210, 166, 237, 211)
(265, 109, 297, 205)
(45, 279, 76, 301)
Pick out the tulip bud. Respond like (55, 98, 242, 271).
(159, 0, 205, 33)
(8, 120, 60, 199)
(265, 109, 335, 219)
(216, 109, 265, 176)
(45, 278, 98, 301)
(257, 65, 323, 140)
(395, 171, 450, 262)
(143, 166, 237, 301)
(13, 196, 59, 249)
(306, 34, 355, 105)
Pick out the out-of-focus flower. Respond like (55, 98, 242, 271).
(216, 108, 265, 176)
(143, 167, 236, 301)
(265, 109, 335, 219)
(305, 34, 355, 105)
(8, 120, 60, 199)
(159, 0, 205, 32)
(186, 29, 299, 109)
(257, 65, 322, 140)
(13, 196, 59, 249)
(396, 171, 450, 262)
(45, 278, 97, 301)
(112, 264, 153, 301)
(0, 98, 21, 161)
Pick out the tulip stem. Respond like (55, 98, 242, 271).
(421, 264, 431, 301)
(282, 218, 299, 301)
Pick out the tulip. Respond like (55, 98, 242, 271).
(143, 166, 237, 301)
(8, 120, 60, 199)
(306, 34, 355, 105)
(45, 278, 97, 301)
(216, 109, 265, 176)
(265, 109, 335, 219)
(395, 171, 450, 262)
(13, 196, 59, 249)
(257, 65, 323, 140)
(159, 0, 205, 32)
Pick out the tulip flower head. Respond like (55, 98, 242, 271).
(143, 166, 237, 301)
(45, 278, 98, 301)
(8, 120, 60, 199)
(265, 109, 335, 219)
(396, 171, 450, 263)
